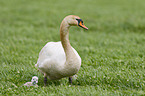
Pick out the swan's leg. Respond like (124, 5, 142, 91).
(69, 76, 72, 84)
(44, 73, 47, 87)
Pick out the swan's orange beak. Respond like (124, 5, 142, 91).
(78, 21, 88, 30)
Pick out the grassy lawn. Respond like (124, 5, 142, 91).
(0, 0, 145, 95)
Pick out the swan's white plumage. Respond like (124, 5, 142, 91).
(37, 41, 81, 80)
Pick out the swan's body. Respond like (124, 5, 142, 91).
(37, 41, 81, 80)
(36, 15, 88, 85)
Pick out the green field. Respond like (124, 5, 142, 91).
(0, 0, 145, 95)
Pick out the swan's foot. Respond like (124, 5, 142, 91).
(69, 76, 72, 84)
(44, 77, 47, 87)
(44, 73, 47, 87)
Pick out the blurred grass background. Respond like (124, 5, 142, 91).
(0, 0, 145, 95)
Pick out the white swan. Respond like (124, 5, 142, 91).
(36, 15, 88, 86)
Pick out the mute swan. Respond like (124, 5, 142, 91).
(36, 15, 88, 86)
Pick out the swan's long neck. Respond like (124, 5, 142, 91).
(60, 19, 79, 71)
(60, 19, 75, 60)
(59, 18, 81, 76)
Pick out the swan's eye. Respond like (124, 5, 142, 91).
(76, 19, 83, 25)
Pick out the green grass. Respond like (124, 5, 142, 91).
(0, 0, 145, 95)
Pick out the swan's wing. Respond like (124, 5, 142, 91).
(37, 41, 66, 69)
(37, 41, 81, 66)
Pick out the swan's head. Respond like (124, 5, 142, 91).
(65, 15, 88, 30)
